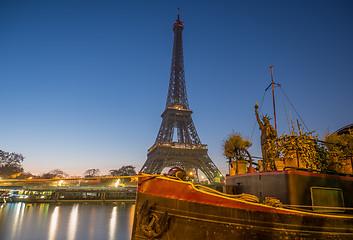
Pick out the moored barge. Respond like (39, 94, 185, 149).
(132, 172, 353, 239)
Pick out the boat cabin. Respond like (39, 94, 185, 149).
(226, 169, 353, 214)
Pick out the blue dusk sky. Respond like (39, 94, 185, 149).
(1, 1, 352, 176)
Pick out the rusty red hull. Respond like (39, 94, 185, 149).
(131, 175, 353, 240)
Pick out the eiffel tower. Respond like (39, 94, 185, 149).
(140, 11, 221, 183)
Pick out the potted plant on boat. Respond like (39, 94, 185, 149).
(223, 132, 253, 175)
(276, 121, 328, 171)
(324, 129, 353, 174)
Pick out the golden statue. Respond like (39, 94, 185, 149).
(255, 103, 277, 171)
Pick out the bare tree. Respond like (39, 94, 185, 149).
(41, 169, 66, 179)
(84, 168, 100, 177)
(0, 150, 24, 178)
(109, 165, 136, 176)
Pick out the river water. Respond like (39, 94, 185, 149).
(0, 202, 135, 240)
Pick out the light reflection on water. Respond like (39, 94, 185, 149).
(10, 202, 26, 240)
(48, 206, 60, 240)
(67, 205, 79, 240)
(0, 202, 135, 240)
(109, 206, 117, 240)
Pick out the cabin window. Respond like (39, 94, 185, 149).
(310, 187, 344, 213)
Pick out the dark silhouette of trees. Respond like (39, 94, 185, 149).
(41, 169, 66, 179)
(18, 172, 36, 179)
(109, 165, 136, 177)
(0, 150, 24, 178)
(84, 168, 100, 177)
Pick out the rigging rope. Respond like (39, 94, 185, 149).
(193, 184, 259, 203)
(278, 86, 310, 132)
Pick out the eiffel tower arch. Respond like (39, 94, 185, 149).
(140, 11, 221, 183)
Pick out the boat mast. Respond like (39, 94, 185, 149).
(270, 66, 278, 136)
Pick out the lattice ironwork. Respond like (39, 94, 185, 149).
(155, 108, 201, 145)
(166, 16, 189, 110)
(140, 11, 221, 183)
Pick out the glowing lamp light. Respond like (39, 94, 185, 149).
(58, 180, 63, 187)
(189, 172, 193, 176)
(114, 179, 120, 188)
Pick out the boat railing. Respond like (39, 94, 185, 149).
(283, 166, 353, 177)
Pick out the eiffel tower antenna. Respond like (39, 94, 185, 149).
(140, 11, 221, 183)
